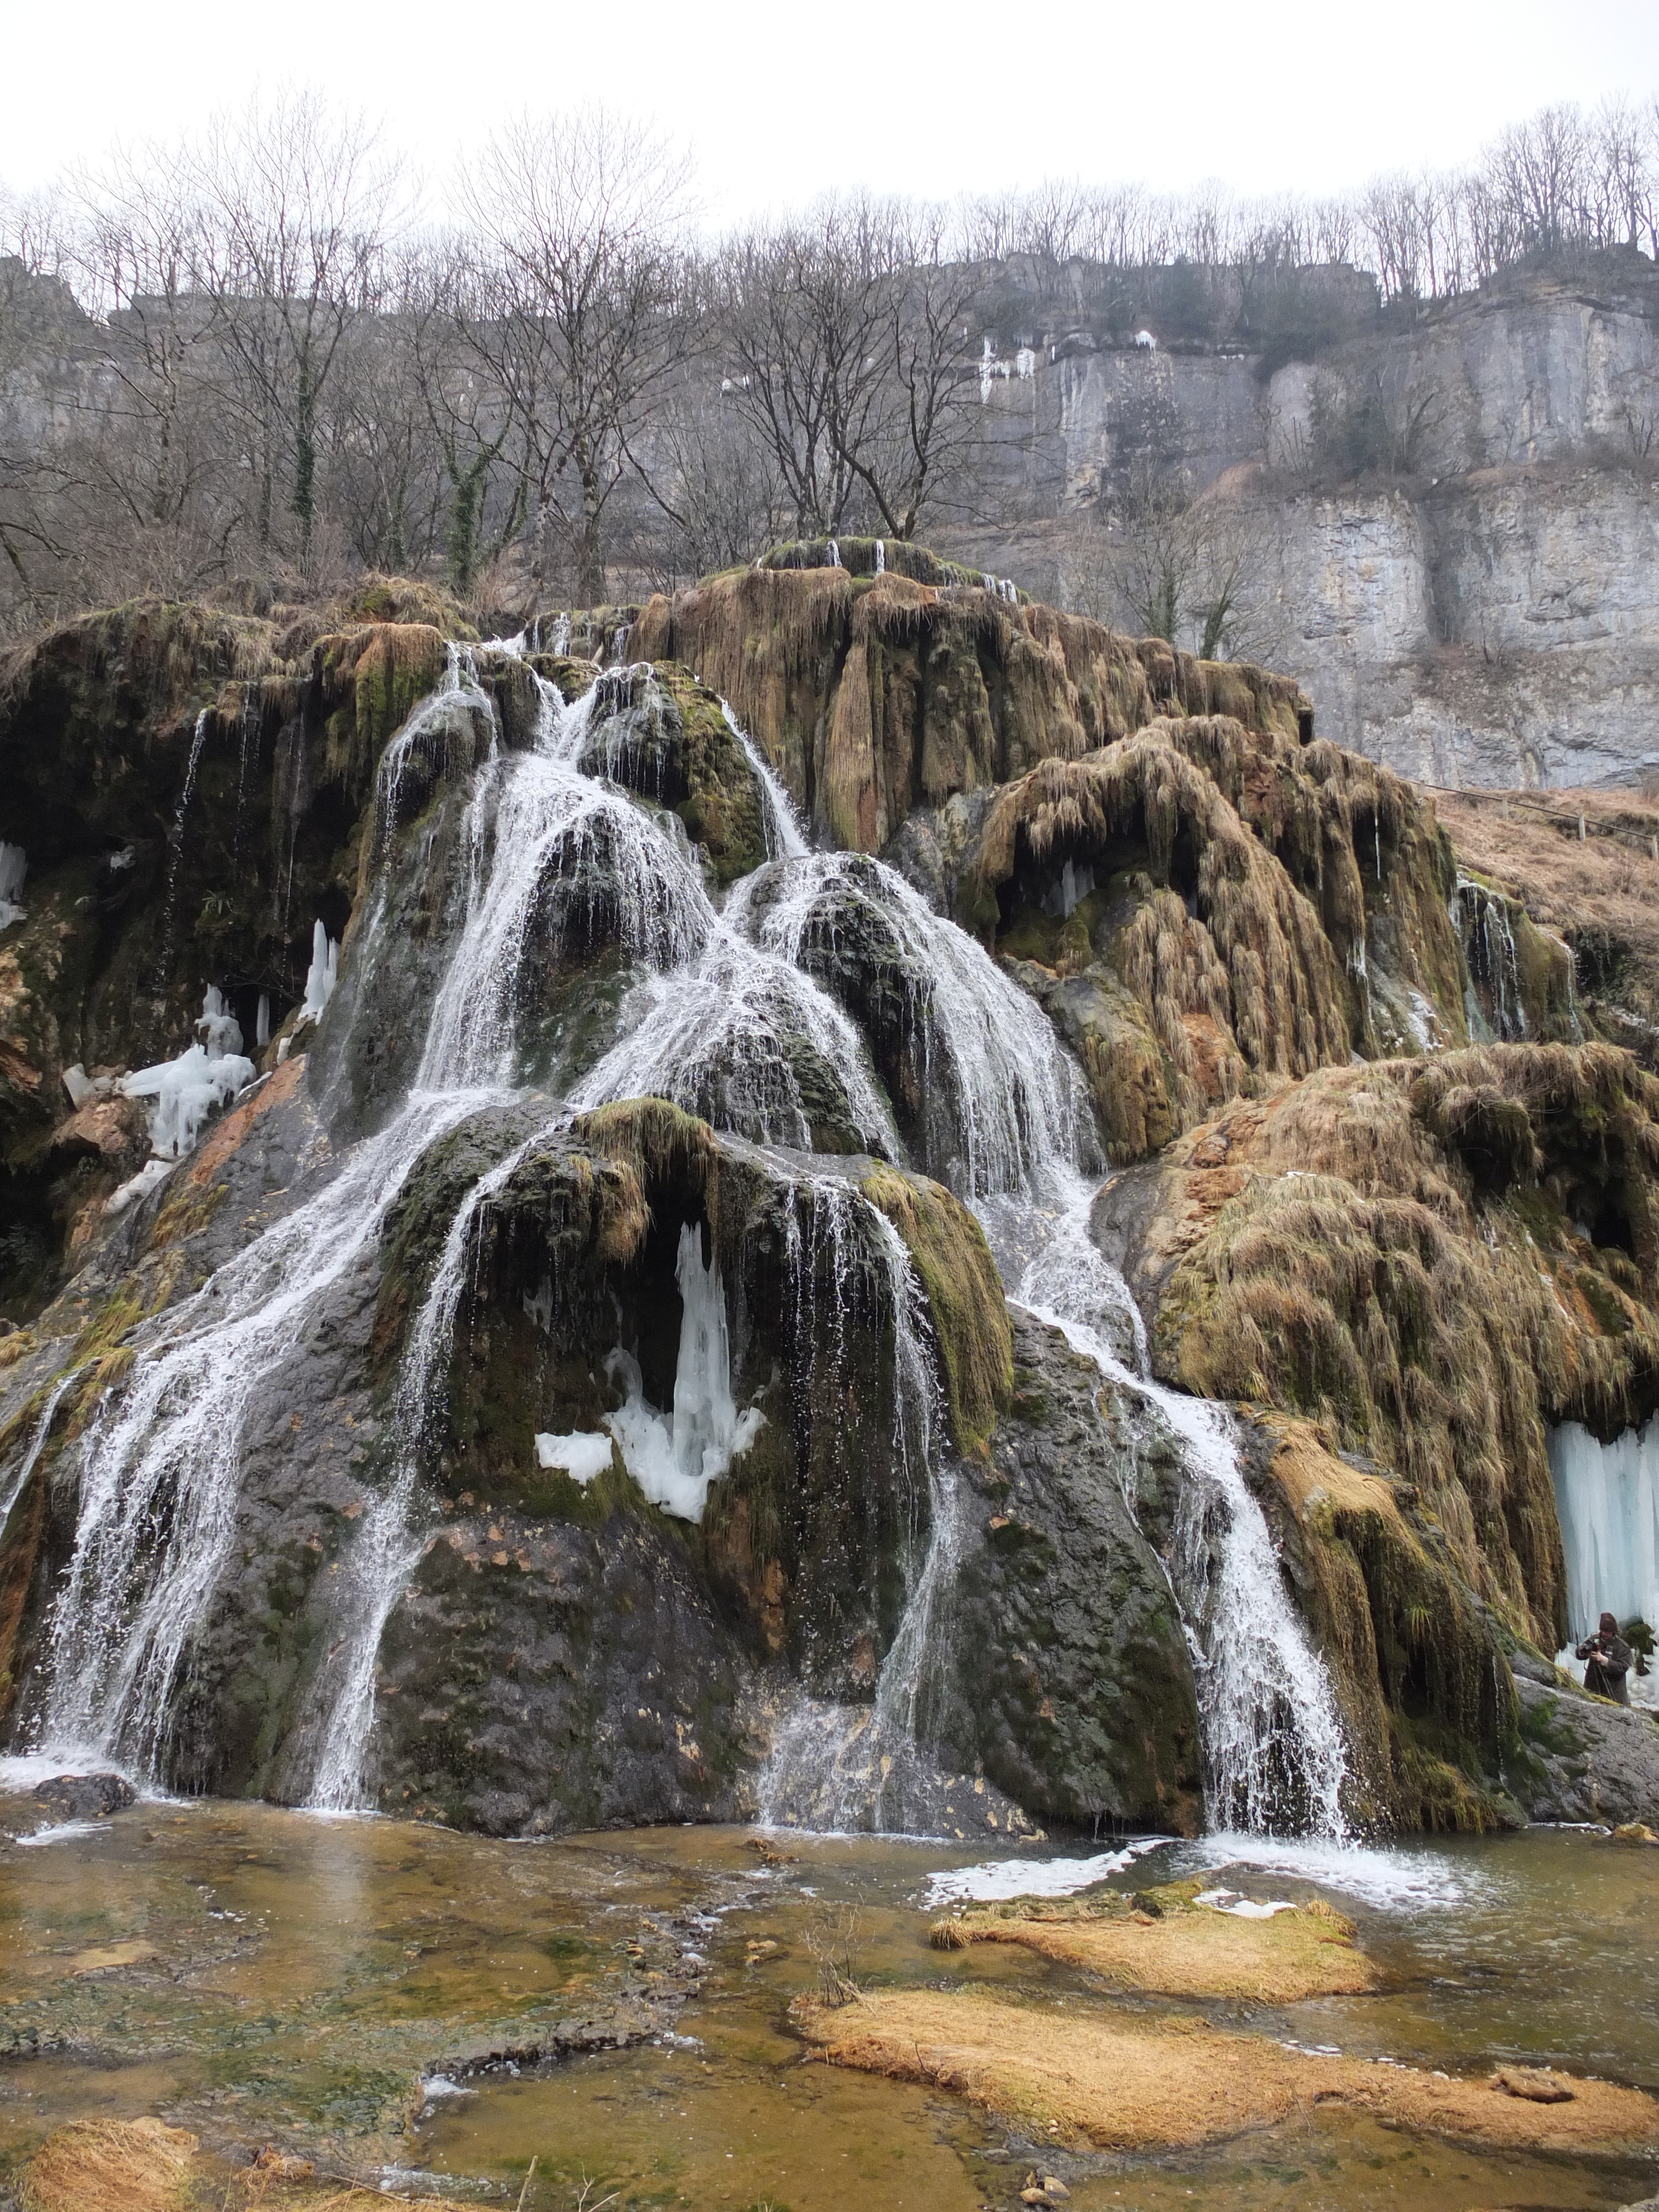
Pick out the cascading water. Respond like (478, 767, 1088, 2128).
(152, 709, 211, 997)
(36, 1089, 495, 1776)
(0, 1375, 75, 1547)
(306, 1121, 566, 1810)
(719, 702, 807, 862)
(975, 1172, 1349, 1836)
(17, 620, 1350, 1838)
(735, 849, 1093, 1197)
(755, 1172, 962, 1833)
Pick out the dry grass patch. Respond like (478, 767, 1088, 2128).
(795, 1987, 1659, 2156)
(21, 2117, 198, 2212)
(20, 2116, 485, 2211)
(1432, 784, 1659, 1023)
(931, 1889, 1377, 2001)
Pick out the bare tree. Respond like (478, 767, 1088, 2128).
(718, 197, 981, 544)
(181, 92, 402, 560)
(459, 109, 693, 603)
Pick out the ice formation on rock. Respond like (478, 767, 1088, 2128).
(119, 988, 256, 1160)
(1550, 1419, 1659, 1641)
(602, 1222, 765, 1522)
(0, 842, 26, 929)
(300, 921, 340, 1020)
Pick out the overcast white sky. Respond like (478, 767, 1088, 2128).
(8, 0, 1659, 225)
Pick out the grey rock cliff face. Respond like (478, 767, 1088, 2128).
(969, 267, 1659, 789)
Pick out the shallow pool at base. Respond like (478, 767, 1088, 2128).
(1, 1804, 1655, 2210)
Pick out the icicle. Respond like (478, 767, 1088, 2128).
(300, 921, 338, 1021)
(874, 539, 885, 575)
(825, 539, 841, 571)
(601, 1223, 765, 1522)
(1550, 1420, 1659, 1645)
(0, 842, 27, 929)
(1579, 812, 1587, 841)
(255, 993, 270, 1050)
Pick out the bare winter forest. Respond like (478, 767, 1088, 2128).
(3, 92, 1658, 641)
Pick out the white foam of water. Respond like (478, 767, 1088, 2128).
(0, 1749, 131, 1789)
(1182, 1830, 1500, 1912)
(15, 1819, 112, 1847)
(924, 1837, 1172, 1905)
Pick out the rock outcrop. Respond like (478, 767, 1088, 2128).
(966, 260, 1659, 789)
(3, 555, 1657, 1838)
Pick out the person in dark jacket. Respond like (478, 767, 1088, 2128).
(1576, 1612, 1634, 1704)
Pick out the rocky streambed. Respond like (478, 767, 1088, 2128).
(2, 1784, 1658, 2212)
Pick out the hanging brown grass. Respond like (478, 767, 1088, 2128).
(1145, 1044, 1659, 1651)
(975, 726, 1354, 1098)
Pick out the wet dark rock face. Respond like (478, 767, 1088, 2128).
(928, 1311, 1203, 1834)
(1507, 1662, 1659, 1827)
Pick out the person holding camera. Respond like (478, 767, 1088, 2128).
(1575, 1612, 1634, 1705)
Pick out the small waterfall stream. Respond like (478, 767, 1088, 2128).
(15, 638, 1352, 1838)
(984, 1174, 1349, 1835)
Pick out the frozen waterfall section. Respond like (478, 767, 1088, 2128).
(19, 639, 1348, 1834)
(1550, 1421, 1659, 1702)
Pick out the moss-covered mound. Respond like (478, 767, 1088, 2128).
(794, 1986, 1659, 2155)
(628, 559, 1310, 854)
(572, 660, 768, 883)
(1094, 1038, 1659, 1822)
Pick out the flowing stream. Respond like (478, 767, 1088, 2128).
(11, 641, 1351, 1836)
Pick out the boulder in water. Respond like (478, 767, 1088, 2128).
(28, 1771, 135, 1822)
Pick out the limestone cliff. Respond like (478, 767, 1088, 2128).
(967, 263, 1659, 789)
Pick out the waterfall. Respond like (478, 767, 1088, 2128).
(16, 619, 1350, 1838)
(1549, 1418, 1659, 1642)
(1454, 876, 1527, 1041)
(757, 1173, 955, 1833)
(36, 1086, 494, 1774)
(740, 851, 1093, 1196)
(720, 702, 807, 860)
(306, 1121, 565, 1810)
(152, 709, 211, 997)
(0, 1375, 75, 1547)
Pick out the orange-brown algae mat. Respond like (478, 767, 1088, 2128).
(794, 1987, 1659, 2157)
(932, 1892, 1378, 2001)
